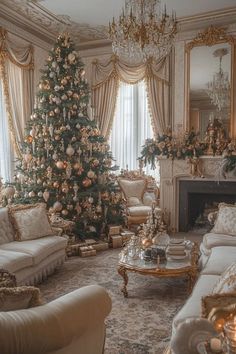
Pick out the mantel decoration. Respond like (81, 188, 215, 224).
(108, 0, 177, 64)
(139, 124, 236, 177)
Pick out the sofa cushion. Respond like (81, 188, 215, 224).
(0, 286, 42, 311)
(212, 262, 236, 294)
(0, 236, 67, 265)
(202, 232, 236, 251)
(212, 203, 236, 236)
(0, 250, 33, 273)
(8, 203, 54, 241)
(172, 274, 220, 332)
(201, 246, 236, 276)
(0, 208, 15, 244)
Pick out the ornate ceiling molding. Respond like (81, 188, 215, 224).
(0, 0, 110, 47)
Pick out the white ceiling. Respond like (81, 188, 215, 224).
(39, 0, 236, 27)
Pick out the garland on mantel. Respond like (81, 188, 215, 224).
(139, 128, 236, 174)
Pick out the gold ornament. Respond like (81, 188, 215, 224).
(28, 191, 36, 198)
(93, 159, 99, 167)
(61, 94, 67, 101)
(82, 178, 92, 188)
(54, 107, 60, 114)
(43, 190, 50, 202)
(61, 78, 68, 86)
(49, 111, 55, 117)
(73, 93, 79, 99)
(53, 181, 60, 188)
(66, 144, 75, 156)
(73, 162, 80, 170)
(67, 90, 73, 97)
(61, 209, 69, 216)
(55, 135, 60, 141)
(72, 104, 77, 110)
(87, 170, 95, 179)
(56, 161, 64, 169)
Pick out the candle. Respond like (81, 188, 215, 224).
(210, 337, 222, 353)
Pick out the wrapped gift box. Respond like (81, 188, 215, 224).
(92, 241, 109, 252)
(108, 225, 121, 236)
(111, 235, 123, 248)
(79, 245, 96, 257)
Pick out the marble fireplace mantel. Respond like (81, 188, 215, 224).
(159, 156, 236, 232)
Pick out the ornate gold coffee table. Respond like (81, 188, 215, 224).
(117, 242, 199, 297)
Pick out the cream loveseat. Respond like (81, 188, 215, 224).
(0, 284, 112, 354)
(0, 204, 67, 285)
(170, 202, 236, 353)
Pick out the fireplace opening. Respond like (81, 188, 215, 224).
(179, 180, 236, 232)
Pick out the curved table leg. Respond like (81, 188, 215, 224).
(188, 269, 198, 293)
(118, 266, 129, 298)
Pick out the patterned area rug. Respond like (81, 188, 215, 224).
(39, 249, 188, 354)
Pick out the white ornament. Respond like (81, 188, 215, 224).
(87, 170, 95, 179)
(38, 191, 43, 198)
(66, 144, 75, 156)
(88, 196, 94, 203)
(29, 191, 36, 198)
(53, 201, 63, 212)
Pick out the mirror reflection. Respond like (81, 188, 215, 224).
(189, 43, 231, 140)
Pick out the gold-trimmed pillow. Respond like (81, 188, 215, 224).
(202, 292, 236, 332)
(212, 262, 236, 294)
(211, 203, 236, 236)
(8, 203, 54, 241)
(0, 286, 43, 311)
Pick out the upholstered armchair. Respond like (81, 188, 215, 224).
(0, 284, 112, 354)
(117, 174, 161, 227)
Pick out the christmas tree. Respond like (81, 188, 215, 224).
(12, 33, 124, 239)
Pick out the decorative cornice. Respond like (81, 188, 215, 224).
(0, 0, 109, 47)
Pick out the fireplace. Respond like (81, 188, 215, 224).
(179, 180, 236, 232)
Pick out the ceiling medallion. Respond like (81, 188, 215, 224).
(108, 0, 177, 64)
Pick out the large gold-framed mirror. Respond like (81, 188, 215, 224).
(185, 26, 236, 140)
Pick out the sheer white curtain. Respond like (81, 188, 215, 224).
(110, 80, 155, 175)
(0, 79, 14, 182)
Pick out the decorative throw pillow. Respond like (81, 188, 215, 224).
(211, 203, 236, 236)
(212, 262, 236, 294)
(8, 203, 54, 241)
(118, 178, 147, 206)
(202, 292, 236, 332)
(143, 193, 154, 207)
(128, 197, 142, 206)
(0, 269, 16, 288)
(0, 286, 43, 311)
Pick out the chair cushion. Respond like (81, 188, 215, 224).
(128, 205, 151, 216)
(8, 203, 54, 241)
(128, 197, 142, 206)
(201, 246, 236, 276)
(211, 203, 236, 236)
(0, 208, 15, 244)
(0, 286, 42, 311)
(0, 250, 33, 273)
(118, 178, 147, 206)
(0, 236, 67, 265)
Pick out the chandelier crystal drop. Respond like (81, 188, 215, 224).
(206, 48, 231, 112)
(108, 0, 177, 64)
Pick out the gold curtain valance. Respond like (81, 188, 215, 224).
(92, 55, 169, 89)
(0, 27, 34, 70)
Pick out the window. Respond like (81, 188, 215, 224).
(110, 80, 154, 175)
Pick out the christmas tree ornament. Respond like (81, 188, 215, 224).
(53, 201, 63, 212)
(52, 153, 58, 160)
(76, 203, 82, 214)
(49, 124, 54, 137)
(66, 162, 72, 178)
(55, 135, 60, 141)
(67, 90, 73, 97)
(61, 94, 67, 101)
(51, 61, 58, 69)
(67, 204, 73, 210)
(37, 191, 43, 197)
(76, 123, 80, 129)
(29, 191, 36, 198)
(43, 190, 50, 202)
(73, 162, 80, 170)
(88, 196, 94, 204)
(68, 53, 76, 63)
(71, 136, 77, 142)
(61, 78, 68, 85)
(49, 111, 55, 117)
(53, 181, 60, 188)
(66, 144, 75, 156)
(61, 181, 69, 193)
(54, 107, 60, 114)
(82, 178, 92, 188)
(54, 85, 61, 91)
(87, 170, 95, 179)
(49, 72, 55, 78)
(73, 183, 79, 194)
(56, 160, 64, 169)
(61, 209, 69, 216)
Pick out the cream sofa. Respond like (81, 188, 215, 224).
(170, 207, 236, 351)
(0, 207, 67, 285)
(0, 284, 112, 354)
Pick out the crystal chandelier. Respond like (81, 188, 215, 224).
(108, 0, 177, 64)
(206, 48, 231, 111)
